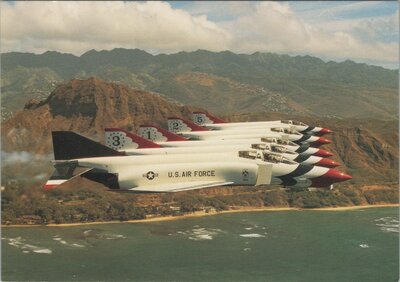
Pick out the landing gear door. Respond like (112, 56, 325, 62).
(256, 163, 273, 186)
(280, 134, 289, 142)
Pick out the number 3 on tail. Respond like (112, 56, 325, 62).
(112, 135, 121, 146)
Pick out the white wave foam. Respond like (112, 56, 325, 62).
(53, 236, 86, 247)
(374, 217, 399, 233)
(244, 227, 253, 230)
(33, 249, 53, 254)
(72, 243, 85, 248)
(240, 234, 266, 238)
(359, 244, 369, 248)
(178, 227, 224, 241)
(100, 234, 126, 240)
(5, 237, 52, 254)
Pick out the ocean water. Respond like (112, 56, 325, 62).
(2, 207, 398, 282)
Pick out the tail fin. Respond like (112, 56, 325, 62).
(192, 112, 226, 125)
(139, 125, 188, 142)
(105, 128, 161, 149)
(167, 117, 209, 133)
(52, 131, 125, 160)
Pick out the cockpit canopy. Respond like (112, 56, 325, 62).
(261, 137, 298, 146)
(271, 127, 302, 135)
(238, 150, 297, 164)
(251, 143, 296, 155)
(281, 120, 307, 126)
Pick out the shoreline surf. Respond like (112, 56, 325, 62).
(2, 204, 398, 228)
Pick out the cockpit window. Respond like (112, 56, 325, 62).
(271, 127, 284, 133)
(281, 120, 307, 126)
(238, 150, 258, 160)
(262, 152, 297, 164)
(281, 120, 292, 125)
(261, 137, 277, 143)
(251, 143, 270, 150)
(272, 127, 302, 135)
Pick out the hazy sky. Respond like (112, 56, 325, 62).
(1, 1, 398, 68)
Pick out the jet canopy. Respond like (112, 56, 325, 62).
(238, 150, 297, 164)
(261, 137, 298, 146)
(270, 127, 302, 135)
(251, 143, 296, 155)
(281, 120, 307, 126)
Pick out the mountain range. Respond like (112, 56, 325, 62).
(2, 49, 398, 120)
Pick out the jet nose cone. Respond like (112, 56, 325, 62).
(314, 128, 333, 136)
(314, 149, 333, 157)
(323, 169, 352, 182)
(316, 158, 340, 168)
(311, 169, 352, 187)
(310, 137, 332, 147)
(320, 128, 332, 134)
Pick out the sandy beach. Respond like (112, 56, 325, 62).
(2, 204, 398, 228)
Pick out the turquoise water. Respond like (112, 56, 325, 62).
(2, 207, 398, 281)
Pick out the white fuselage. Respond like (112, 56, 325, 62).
(157, 139, 310, 154)
(75, 152, 329, 190)
(121, 145, 323, 166)
(77, 155, 260, 190)
(178, 129, 318, 143)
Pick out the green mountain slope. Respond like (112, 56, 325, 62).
(1, 49, 398, 119)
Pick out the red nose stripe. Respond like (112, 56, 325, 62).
(314, 128, 332, 136)
(311, 169, 352, 187)
(314, 149, 333, 157)
(310, 137, 332, 147)
(316, 158, 340, 168)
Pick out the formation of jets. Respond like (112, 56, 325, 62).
(44, 112, 352, 193)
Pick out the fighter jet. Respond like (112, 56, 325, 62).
(167, 117, 331, 147)
(192, 112, 332, 136)
(44, 132, 351, 192)
(107, 127, 334, 158)
(105, 128, 339, 168)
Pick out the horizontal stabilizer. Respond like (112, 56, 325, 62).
(44, 161, 93, 190)
(128, 181, 234, 193)
(52, 131, 125, 160)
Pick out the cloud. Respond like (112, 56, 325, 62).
(1, 1, 231, 54)
(0, 1, 398, 67)
(223, 2, 398, 64)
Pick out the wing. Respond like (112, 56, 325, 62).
(128, 181, 234, 193)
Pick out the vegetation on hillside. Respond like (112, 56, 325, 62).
(2, 49, 398, 119)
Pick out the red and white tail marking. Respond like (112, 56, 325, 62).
(139, 125, 188, 142)
(105, 128, 161, 150)
(192, 112, 226, 125)
(167, 117, 209, 133)
(43, 179, 68, 190)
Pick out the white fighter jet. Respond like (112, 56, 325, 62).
(105, 128, 339, 168)
(167, 117, 331, 147)
(107, 126, 334, 157)
(44, 132, 351, 192)
(192, 112, 332, 136)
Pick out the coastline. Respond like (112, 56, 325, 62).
(2, 204, 398, 228)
